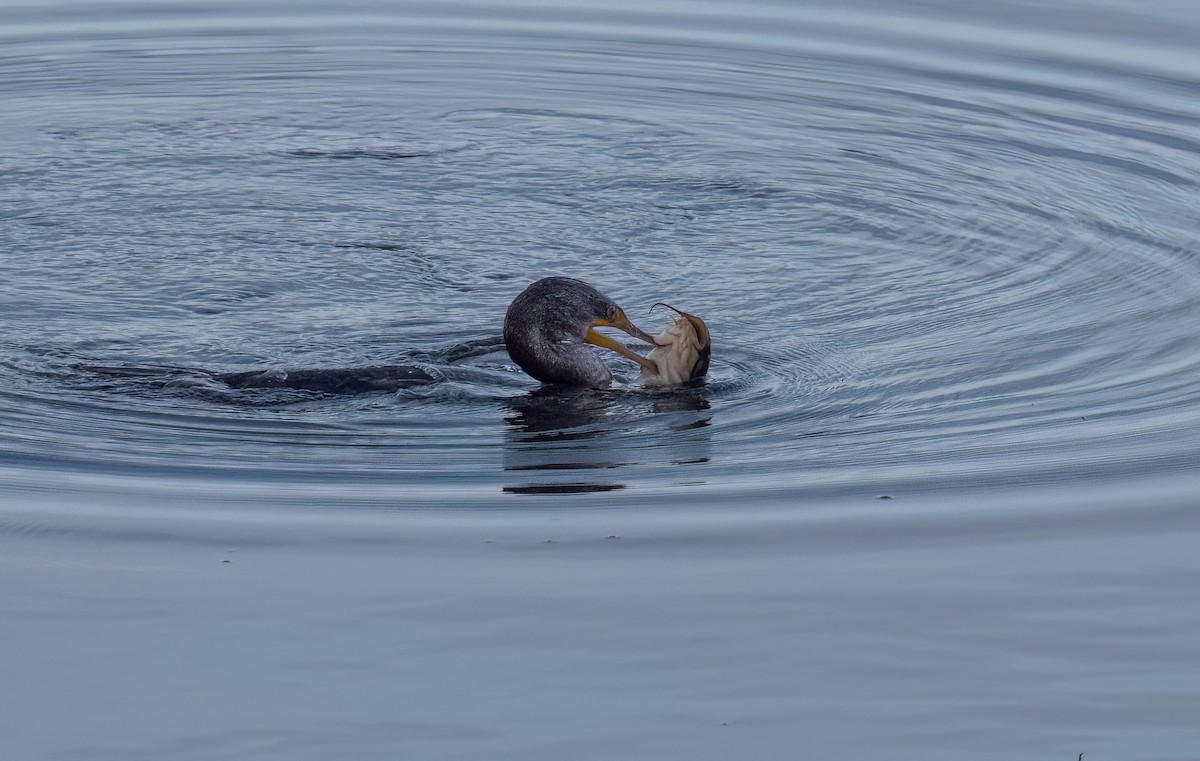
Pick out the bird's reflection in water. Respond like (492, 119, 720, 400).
(502, 385, 712, 496)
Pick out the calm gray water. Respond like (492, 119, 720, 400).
(3, 0, 1200, 758)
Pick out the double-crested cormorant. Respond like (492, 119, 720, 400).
(504, 276, 660, 387)
(213, 276, 707, 394)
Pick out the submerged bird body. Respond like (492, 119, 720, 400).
(218, 365, 435, 393)
(504, 277, 658, 387)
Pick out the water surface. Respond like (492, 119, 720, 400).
(2, 0, 1199, 758)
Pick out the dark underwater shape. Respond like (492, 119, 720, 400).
(216, 365, 437, 394)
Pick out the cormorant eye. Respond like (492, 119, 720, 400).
(606, 306, 618, 321)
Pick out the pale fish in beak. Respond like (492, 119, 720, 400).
(640, 303, 711, 387)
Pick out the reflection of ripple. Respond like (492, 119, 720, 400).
(283, 140, 472, 160)
(501, 387, 713, 496)
(503, 482, 625, 496)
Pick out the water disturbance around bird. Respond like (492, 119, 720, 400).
(4, 0, 1196, 505)
(2, 1, 1200, 757)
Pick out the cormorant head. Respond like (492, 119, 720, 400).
(504, 276, 660, 385)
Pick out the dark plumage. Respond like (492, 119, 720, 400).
(504, 277, 658, 387)
(218, 365, 435, 393)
